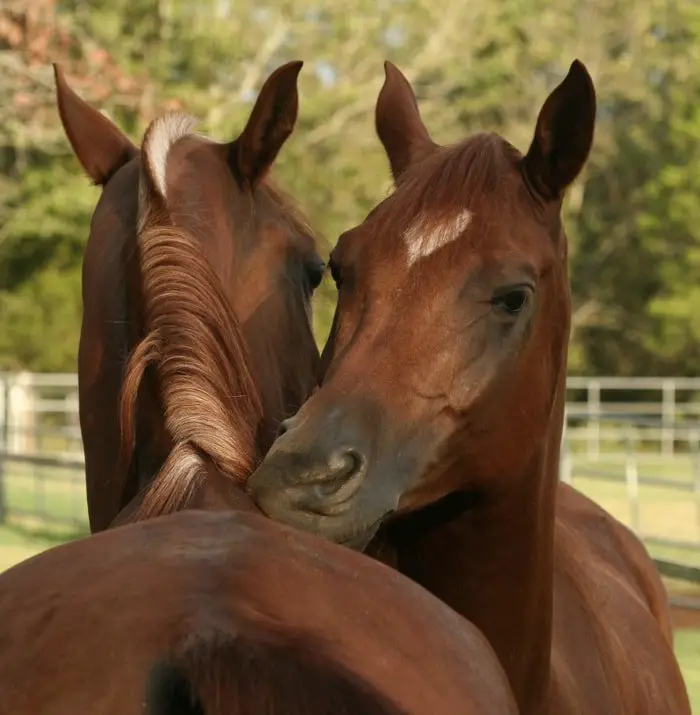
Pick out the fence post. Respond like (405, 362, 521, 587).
(690, 427, 700, 540)
(587, 380, 601, 459)
(560, 447, 573, 485)
(560, 408, 573, 484)
(7, 371, 34, 455)
(662, 379, 676, 457)
(625, 424, 640, 534)
(0, 375, 6, 524)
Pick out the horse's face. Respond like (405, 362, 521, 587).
(249, 61, 596, 549)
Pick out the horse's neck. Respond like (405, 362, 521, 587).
(195, 485, 260, 514)
(123, 239, 172, 497)
(112, 465, 260, 528)
(384, 403, 564, 713)
(198, 462, 262, 515)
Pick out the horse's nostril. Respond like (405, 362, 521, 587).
(276, 419, 292, 439)
(327, 448, 364, 479)
(307, 447, 366, 510)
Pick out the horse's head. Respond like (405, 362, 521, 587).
(249, 60, 596, 548)
(55, 62, 322, 453)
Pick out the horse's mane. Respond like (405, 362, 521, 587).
(119, 112, 264, 520)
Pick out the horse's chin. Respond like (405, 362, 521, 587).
(338, 519, 384, 552)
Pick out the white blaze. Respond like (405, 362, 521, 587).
(143, 112, 198, 199)
(403, 209, 472, 267)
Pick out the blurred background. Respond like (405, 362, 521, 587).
(2, 0, 700, 708)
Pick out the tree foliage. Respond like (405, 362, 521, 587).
(2, 0, 700, 375)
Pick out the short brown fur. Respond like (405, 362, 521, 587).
(0, 509, 518, 715)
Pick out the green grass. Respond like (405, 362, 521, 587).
(0, 522, 86, 571)
(2, 461, 88, 528)
(676, 631, 700, 713)
(0, 461, 88, 570)
(1, 451, 700, 709)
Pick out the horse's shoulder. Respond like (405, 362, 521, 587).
(555, 483, 666, 616)
(550, 484, 689, 713)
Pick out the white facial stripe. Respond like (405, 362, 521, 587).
(403, 209, 472, 267)
(143, 112, 198, 199)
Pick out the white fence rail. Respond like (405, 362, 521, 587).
(0, 372, 81, 457)
(4, 372, 700, 457)
(566, 376, 700, 458)
(0, 372, 83, 528)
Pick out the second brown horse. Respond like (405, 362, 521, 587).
(249, 60, 691, 714)
(55, 61, 322, 531)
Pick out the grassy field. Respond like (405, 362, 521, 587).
(0, 521, 85, 571)
(678, 628, 700, 712)
(1, 452, 700, 710)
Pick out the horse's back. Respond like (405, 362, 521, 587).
(0, 510, 516, 715)
(144, 633, 413, 715)
(550, 484, 690, 714)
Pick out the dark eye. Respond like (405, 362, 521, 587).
(491, 288, 530, 316)
(306, 258, 325, 291)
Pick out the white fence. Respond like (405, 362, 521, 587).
(565, 376, 700, 458)
(2, 372, 700, 562)
(0, 372, 81, 457)
(3, 372, 700, 457)
(0, 373, 83, 527)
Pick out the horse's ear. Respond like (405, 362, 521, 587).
(230, 60, 303, 189)
(53, 64, 138, 186)
(375, 61, 438, 183)
(521, 60, 596, 201)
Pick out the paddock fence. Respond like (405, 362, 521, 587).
(2, 372, 700, 602)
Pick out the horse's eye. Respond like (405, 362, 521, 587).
(491, 288, 530, 316)
(306, 260, 325, 290)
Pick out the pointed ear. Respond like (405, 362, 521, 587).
(230, 60, 303, 190)
(53, 64, 138, 186)
(375, 61, 438, 183)
(521, 60, 596, 201)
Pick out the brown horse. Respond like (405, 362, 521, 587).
(0, 508, 518, 715)
(248, 61, 692, 714)
(54, 61, 322, 532)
